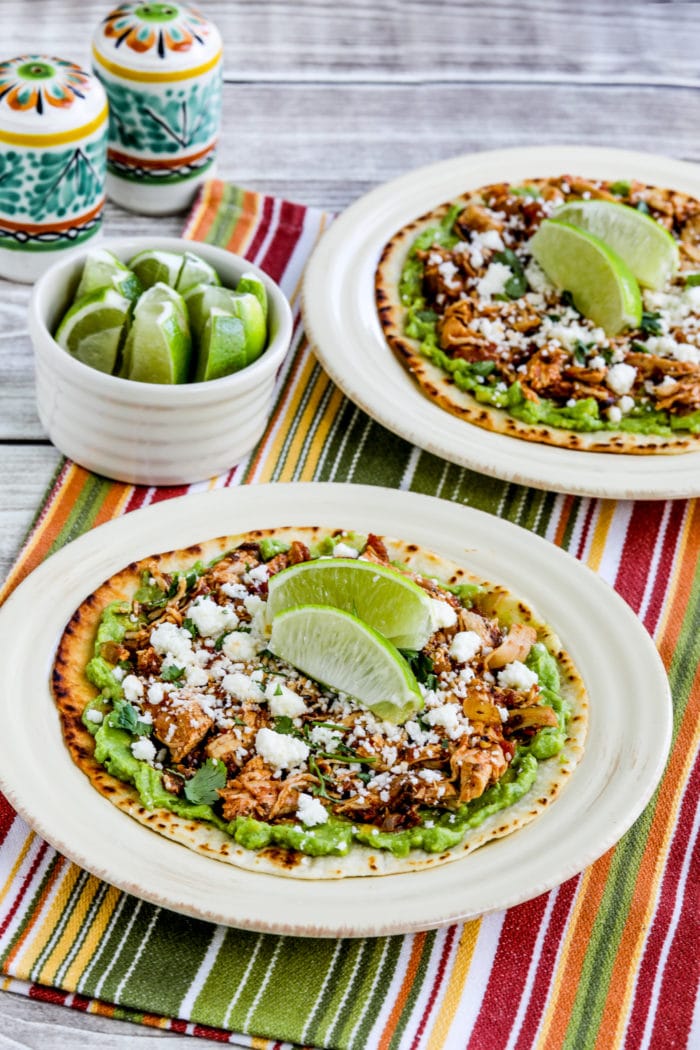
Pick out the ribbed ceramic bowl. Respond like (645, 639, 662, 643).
(28, 237, 293, 486)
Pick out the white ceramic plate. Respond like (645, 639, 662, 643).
(302, 145, 700, 500)
(0, 484, 671, 937)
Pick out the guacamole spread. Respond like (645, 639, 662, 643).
(70, 529, 575, 864)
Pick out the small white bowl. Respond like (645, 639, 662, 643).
(28, 236, 293, 486)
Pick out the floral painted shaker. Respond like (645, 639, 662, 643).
(0, 56, 107, 283)
(92, 3, 223, 215)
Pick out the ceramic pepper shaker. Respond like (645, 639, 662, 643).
(0, 55, 107, 283)
(92, 2, 223, 216)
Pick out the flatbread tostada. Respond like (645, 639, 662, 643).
(376, 174, 700, 453)
(52, 527, 587, 879)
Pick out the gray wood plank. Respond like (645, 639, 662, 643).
(0, 0, 697, 85)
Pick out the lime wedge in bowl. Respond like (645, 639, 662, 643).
(120, 284, 192, 384)
(229, 292, 268, 364)
(236, 272, 268, 319)
(55, 287, 132, 374)
(195, 309, 247, 381)
(268, 604, 424, 724)
(75, 248, 143, 302)
(267, 557, 438, 650)
(128, 249, 183, 289)
(184, 283, 238, 337)
(529, 220, 642, 335)
(552, 199, 679, 290)
(176, 251, 222, 294)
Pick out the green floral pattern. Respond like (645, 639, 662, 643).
(0, 132, 106, 221)
(99, 75, 221, 156)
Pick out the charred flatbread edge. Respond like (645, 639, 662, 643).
(375, 191, 700, 455)
(52, 526, 588, 879)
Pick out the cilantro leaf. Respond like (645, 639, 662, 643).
(609, 180, 631, 197)
(493, 248, 527, 299)
(161, 664, 186, 683)
(400, 649, 438, 691)
(641, 311, 663, 336)
(182, 618, 199, 638)
(183, 759, 227, 806)
(111, 700, 152, 736)
(685, 273, 700, 288)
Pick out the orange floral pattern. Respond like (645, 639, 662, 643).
(0, 56, 91, 114)
(102, 3, 209, 58)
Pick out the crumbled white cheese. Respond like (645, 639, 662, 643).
(498, 660, 538, 691)
(112, 666, 126, 682)
(245, 564, 269, 585)
(607, 405, 623, 424)
(606, 363, 637, 395)
(188, 596, 238, 638)
(222, 631, 259, 663)
(449, 630, 482, 663)
(476, 261, 512, 300)
(670, 342, 700, 364)
(333, 542, 359, 559)
(429, 599, 458, 630)
(186, 664, 209, 687)
(474, 229, 505, 252)
(221, 581, 248, 600)
(150, 622, 194, 664)
(255, 727, 310, 769)
(122, 674, 144, 702)
(131, 737, 156, 763)
(548, 321, 596, 353)
(618, 395, 635, 415)
(222, 671, 264, 701)
(265, 680, 307, 717)
(589, 355, 606, 369)
(86, 709, 103, 724)
(296, 792, 328, 827)
(425, 704, 468, 740)
(524, 258, 554, 295)
(148, 682, 165, 704)
(310, 725, 343, 750)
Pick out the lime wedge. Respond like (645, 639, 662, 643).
(55, 287, 132, 374)
(176, 251, 222, 294)
(268, 605, 423, 724)
(128, 249, 182, 289)
(229, 292, 267, 364)
(75, 248, 143, 302)
(236, 272, 268, 320)
(184, 283, 238, 337)
(267, 557, 436, 650)
(552, 199, 679, 290)
(529, 220, 642, 334)
(120, 284, 192, 384)
(195, 308, 247, 381)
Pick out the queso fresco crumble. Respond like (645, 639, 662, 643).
(398, 175, 700, 435)
(81, 532, 571, 858)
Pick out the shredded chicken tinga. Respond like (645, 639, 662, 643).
(52, 528, 587, 878)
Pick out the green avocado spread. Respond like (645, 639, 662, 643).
(83, 546, 571, 859)
(398, 202, 700, 438)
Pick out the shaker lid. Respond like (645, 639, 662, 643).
(0, 56, 107, 138)
(92, 3, 222, 77)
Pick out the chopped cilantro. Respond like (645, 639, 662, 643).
(161, 664, 186, 683)
(309, 755, 331, 799)
(183, 759, 227, 805)
(685, 273, 700, 288)
(182, 618, 199, 638)
(214, 631, 231, 651)
(632, 341, 650, 353)
(494, 248, 527, 299)
(561, 290, 576, 309)
(111, 700, 152, 737)
(572, 339, 593, 365)
(400, 649, 438, 691)
(641, 310, 663, 336)
(274, 715, 300, 736)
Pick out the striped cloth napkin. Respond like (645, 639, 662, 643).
(0, 180, 697, 1050)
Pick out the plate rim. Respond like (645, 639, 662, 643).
(0, 483, 673, 937)
(302, 144, 700, 500)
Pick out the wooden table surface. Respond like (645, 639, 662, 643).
(1, 1, 698, 1045)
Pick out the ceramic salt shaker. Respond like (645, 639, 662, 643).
(0, 55, 107, 283)
(92, 3, 223, 215)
